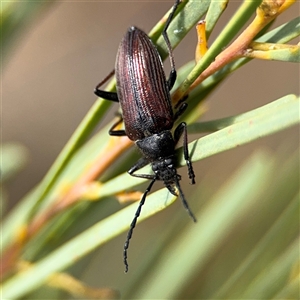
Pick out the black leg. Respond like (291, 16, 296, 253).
(109, 117, 126, 136)
(94, 69, 119, 102)
(94, 89, 119, 102)
(173, 102, 188, 121)
(174, 122, 195, 184)
(128, 157, 150, 176)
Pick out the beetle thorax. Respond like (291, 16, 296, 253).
(136, 130, 175, 161)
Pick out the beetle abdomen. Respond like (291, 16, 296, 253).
(115, 26, 174, 141)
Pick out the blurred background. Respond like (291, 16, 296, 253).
(3, 1, 298, 208)
(2, 0, 299, 297)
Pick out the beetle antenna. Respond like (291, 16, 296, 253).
(174, 176, 197, 222)
(123, 178, 156, 273)
(162, 0, 181, 90)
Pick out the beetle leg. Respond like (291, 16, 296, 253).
(94, 69, 119, 102)
(167, 70, 177, 92)
(166, 184, 178, 196)
(94, 89, 119, 102)
(130, 173, 156, 180)
(128, 157, 155, 180)
(173, 102, 188, 121)
(162, 0, 181, 91)
(109, 117, 126, 136)
(174, 122, 195, 184)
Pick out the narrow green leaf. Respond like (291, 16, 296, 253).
(148, 0, 188, 42)
(180, 94, 299, 165)
(1, 120, 113, 249)
(28, 99, 112, 217)
(262, 45, 300, 62)
(245, 44, 300, 62)
(1, 190, 176, 299)
(156, 0, 211, 59)
(1, 187, 41, 249)
(179, 0, 262, 95)
(92, 95, 299, 199)
(257, 16, 300, 44)
(132, 151, 274, 299)
(188, 94, 298, 132)
(273, 271, 300, 299)
(242, 238, 300, 298)
(205, 0, 229, 39)
(181, 17, 300, 102)
(213, 192, 300, 298)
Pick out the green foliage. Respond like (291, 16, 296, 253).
(1, 0, 299, 299)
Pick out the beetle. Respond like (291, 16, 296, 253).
(94, 0, 196, 272)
